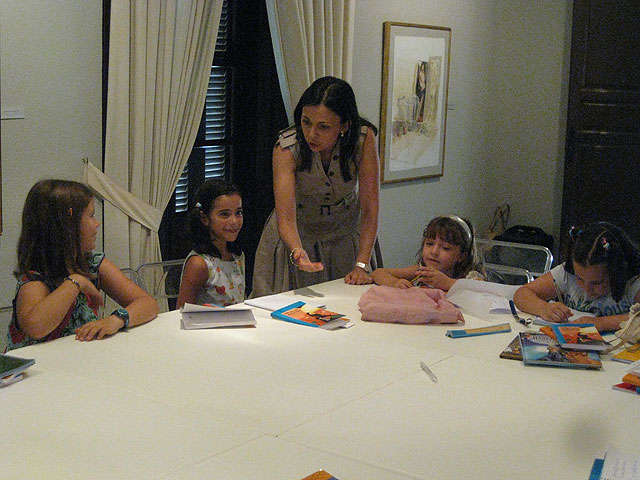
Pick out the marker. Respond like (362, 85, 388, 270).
(420, 361, 438, 383)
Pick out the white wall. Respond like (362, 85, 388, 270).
(0, 1, 103, 351)
(352, 0, 572, 269)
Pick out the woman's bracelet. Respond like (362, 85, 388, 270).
(289, 247, 303, 267)
(64, 276, 81, 292)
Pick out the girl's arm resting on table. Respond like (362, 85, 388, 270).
(272, 144, 323, 272)
(513, 272, 573, 323)
(345, 128, 380, 285)
(371, 265, 417, 289)
(176, 256, 209, 308)
(584, 289, 640, 332)
(15, 273, 103, 340)
(75, 258, 158, 341)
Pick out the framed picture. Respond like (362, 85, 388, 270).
(379, 22, 451, 183)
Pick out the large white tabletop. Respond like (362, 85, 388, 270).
(1, 279, 638, 479)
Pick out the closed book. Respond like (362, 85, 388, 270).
(1, 354, 35, 387)
(499, 335, 523, 360)
(551, 323, 610, 351)
(519, 331, 602, 369)
(271, 301, 350, 330)
(612, 382, 640, 395)
(611, 345, 640, 363)
(180, 303, 256, 329)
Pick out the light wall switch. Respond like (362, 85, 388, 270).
(1, 106, 25, 119)
(446, 103, 456, 111)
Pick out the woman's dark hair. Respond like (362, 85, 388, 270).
(293, 76, 376, 182)
(564, 221, 640, 301)
(189, 179, 243, 258)
(417, 215, 476, 279)
(15, 179, 94, 279)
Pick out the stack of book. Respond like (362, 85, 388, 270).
(612, 360, 640, 395)
(500, 323, 610, 369)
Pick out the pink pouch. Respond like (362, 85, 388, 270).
(358, 285, 464, 324)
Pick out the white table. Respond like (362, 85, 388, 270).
(1, 280, 637, 479)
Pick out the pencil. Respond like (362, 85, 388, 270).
(552, 278, 564, 304)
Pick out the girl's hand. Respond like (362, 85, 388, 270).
(393, 278, 413, 289)
(540, 302, 573, 323)
(292, 249, 324, 272)
(417, 266, 453, 291)
(345, 266, 373, 285)
(69, 274, 104, 308)
(75, 315, 123, 341)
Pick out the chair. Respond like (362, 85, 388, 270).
(483, 263, 534, 285)
(475, 238, 553, 278)
(136, 259, 185, 311)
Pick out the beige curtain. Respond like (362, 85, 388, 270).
(87, 0, 222, 280)
(267, 0, 355, 121)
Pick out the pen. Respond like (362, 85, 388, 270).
(420, 361, 438, 383)
(552, 278, 564, 304)
(509, 300, 532, 326)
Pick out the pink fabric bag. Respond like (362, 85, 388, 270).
(358, 285, 464, 324)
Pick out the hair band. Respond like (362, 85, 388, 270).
(195, 202, 202, 209)
(601, 237, 610, 252)
(442, 214, 473, 249)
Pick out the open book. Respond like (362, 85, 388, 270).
(180, 303, 256, 329)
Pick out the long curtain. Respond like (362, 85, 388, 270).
(87, 1, 222, 283)
(267, 0, 355, 122)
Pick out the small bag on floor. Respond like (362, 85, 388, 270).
(358, 285, 464, 324)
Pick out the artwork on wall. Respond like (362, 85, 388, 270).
(379, 22, 451, 183)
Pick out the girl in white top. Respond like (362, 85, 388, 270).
(177, 180, 245, 308)
(371, 215, 482, 292)
(514, 222, 640, 332)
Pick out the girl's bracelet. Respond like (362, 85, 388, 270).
(289, 247, 303, 267)
(64, 276, 82, 292)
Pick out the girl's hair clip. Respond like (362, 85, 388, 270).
(601, 237, 610, 251)
(569, 226, 582, 240)
(195, 202, 202, 209)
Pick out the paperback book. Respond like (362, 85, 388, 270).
(612, 382, 640, 395)
(550, 323, 611, 351)
(499, 335, 523, 360)
(271, 301, 351, 330)
(518, 331, 602, 369)
(1, 354, 35, 387)
(180, 303, 256, 329)
(300, 471, 339, 480)
(611, 345, 640, 364)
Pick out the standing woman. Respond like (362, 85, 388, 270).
(251, 76, 380, 297)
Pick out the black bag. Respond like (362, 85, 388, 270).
(495, 225, 554, 251)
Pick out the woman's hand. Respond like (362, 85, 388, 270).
(75, 314, 123, 341)
(292, 248, 324, 272)
(344, 266, 373, 285)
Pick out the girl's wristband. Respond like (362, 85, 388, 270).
(65, 276, 82, 292)
(289, 247, 303, 267)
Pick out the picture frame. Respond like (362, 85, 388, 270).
(379, 22, 451, 184)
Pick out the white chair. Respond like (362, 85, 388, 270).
(475, 238, 553, 278)
(136, 259, 185, 311)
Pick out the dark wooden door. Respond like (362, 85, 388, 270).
(561, 0, 640, 254)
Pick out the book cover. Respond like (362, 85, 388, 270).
(611, 345, 640, 364)
(612, 382, 640, 395)
(1, 354, 35, 387)
(300, 471, 339, 480)
(499, 335, 523, 360)
(180, 303, 256, 329)
(271, 301, 350, 330)
(519, 331, 602, 369)
(551, 323, 610, 351)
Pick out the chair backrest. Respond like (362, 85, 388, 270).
(136, 259, 185, 302)
(475, 238, 553, 278)
(483, 263, 534, 285)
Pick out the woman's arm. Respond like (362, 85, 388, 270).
(513, 272, 573, 322)
(75, 258, 158, 341)
(15, 274, 104, 340)
(345, 128, 380, 285)
(371, 265, 418, 289)
(272, 144, 323, 272)
(177, 256, 209, 308)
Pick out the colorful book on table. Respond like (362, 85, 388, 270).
(271, 301, 351, 330)
(611, 344, 640, 364)
(518, 331, 602, 369)
(550, 323, 611, 351)
(499, 335, 523, 360)
(299, 471, 340, 480)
